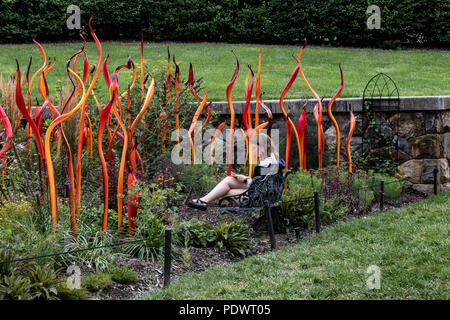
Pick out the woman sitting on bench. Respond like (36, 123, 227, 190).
(187, 132, 285, 210)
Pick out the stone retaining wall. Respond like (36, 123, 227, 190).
(210, 96, 450, 193)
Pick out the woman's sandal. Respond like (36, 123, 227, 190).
(187, 198, 208, 211)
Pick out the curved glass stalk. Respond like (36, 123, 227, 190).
(226, 51, 239, 175)
(346, 105, 356, 173)
(328, 65, 344, 167)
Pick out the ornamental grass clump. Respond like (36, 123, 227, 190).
(110, 265, 139, 284)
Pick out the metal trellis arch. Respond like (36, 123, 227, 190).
(361, 72, 400, 165)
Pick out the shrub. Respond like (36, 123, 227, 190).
(367, 172, 406, 202)
(349, 175, 376, 208)
(281, 169, 363, 229)
(82, 272, 112, 292)
(136, 182, 184, 224)
(173, 163, 223, 197)
(352, 186, 376, 208)
(0, 249, 28, 280)
(110, 266, 139, 284)
(281, 196, 315, 229)
(0, 0, 448, 48)
(320, 196, 348, 224)
(0, 201, 32, 229)
(77, 205, 115, 236)
(281, 170, 318, 229)
(0, 201, 34, 249)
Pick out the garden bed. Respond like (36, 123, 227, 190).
(78, 185, 428, 300)
(138, 192, 449, 300)
(87, 233, 302, 300)
(80, 205, 301, 300)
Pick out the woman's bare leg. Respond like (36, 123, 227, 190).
(199, 176, 248, 203)
(223, 189, 248, 197)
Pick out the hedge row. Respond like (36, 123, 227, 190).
(0, 0, 449, 48)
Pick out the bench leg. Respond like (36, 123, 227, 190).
(265, 206, 277, 250)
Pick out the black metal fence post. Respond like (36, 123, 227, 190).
(433, 168, 438, 195)
(380, 180, 385, 211)
(314, 192, 321, 233)
(294, 227, 301, 240)
(163, 229, 172, 288)
(265, 206, 276, 250)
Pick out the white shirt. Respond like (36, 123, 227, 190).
(258, 153, 279, 175)
(246, 153, 279, 187)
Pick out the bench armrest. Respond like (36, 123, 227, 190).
(282, 170, 292, 183)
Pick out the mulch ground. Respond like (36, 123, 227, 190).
(86, 186, 428, 300)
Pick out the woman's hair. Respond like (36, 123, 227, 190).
(252, 132, 279, 159)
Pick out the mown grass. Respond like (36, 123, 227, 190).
(0, 42, 449, 103)
(137, 192, 449, 300)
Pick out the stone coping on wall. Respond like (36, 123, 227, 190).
(208, 95, 450, 115)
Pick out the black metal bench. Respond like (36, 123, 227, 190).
(218, 170, 292, 213)
(218, 170, 292, 249)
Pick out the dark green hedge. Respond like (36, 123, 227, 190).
(0, 0, 449, 48)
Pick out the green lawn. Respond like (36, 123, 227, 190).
(137, 192, 449, 300)
(0, 42, 449, 103)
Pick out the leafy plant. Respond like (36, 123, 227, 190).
(0, 250, 62, 300)
(281, 168, 370, 229)
(181, 246, 191, 269)
(352, 186, 375, 208)
(174, 218, 251, 256)
(0, 249, 22, 279)
(367, 172, 406, 201)
(349, 174, 375, 208)
(281, 195, 315, 229)
(213, 219, 252, 256)
(174, 218, 217, 248)
(123, 212, 165, 260)
(0, 275, 36, 300)
(320, 196, 348, 224)
(27, 262, 62, 300)
(0, 201, 32, 230)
